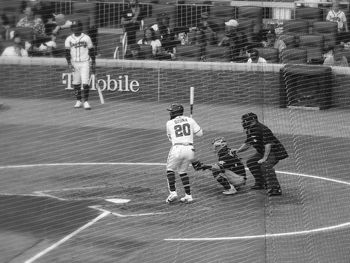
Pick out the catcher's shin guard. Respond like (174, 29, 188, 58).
(179, 173, 191, 195)
(166, 170, 176, 192)
(216, 175, 231, 190)
(83, 84, 90, 101)
(73, 84, 82, 100)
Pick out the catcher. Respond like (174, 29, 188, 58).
(192, 137, 247, 195)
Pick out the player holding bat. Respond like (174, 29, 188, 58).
(65, 20, 96, 110)
(165, 103, 203, 204)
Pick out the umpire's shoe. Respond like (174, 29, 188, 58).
(251, 184, 266, 190)
(166, 191, 178, 204)
(268, 188, 282, 196)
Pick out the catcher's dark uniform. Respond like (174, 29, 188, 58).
(245, 121, 288, 193)
(215, 146, 247, 180)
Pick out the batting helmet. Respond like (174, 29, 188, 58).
(167, 103, 184, 119)
(241, 112, 258, 129)
(212, 137, 228, 152)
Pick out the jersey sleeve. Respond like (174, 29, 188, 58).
(166, 121, 172, 141)
(86, 35, 94, 49)
(191, 119, 202, 135)
(262, 127, 275, 145)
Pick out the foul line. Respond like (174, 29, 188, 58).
(24, 211, 110, 263)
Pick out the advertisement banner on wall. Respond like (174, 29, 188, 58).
(62, 73, 140, 93)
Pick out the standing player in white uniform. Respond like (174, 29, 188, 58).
(165, 104, 203, 204)
(65, 20, 96, 110)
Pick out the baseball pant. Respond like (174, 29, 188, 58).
(166, 145, 195, 174)
(72, 61, 90, 85)
(247, 152, 280, 190)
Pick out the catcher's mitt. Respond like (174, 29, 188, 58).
(192, 161, 212, 171)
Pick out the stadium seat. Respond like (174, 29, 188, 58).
(176, 44, 201, 61)
(278, 34, 296, 48)
(281, 48, 307, 64)
(255, 47, 279, 63)
(238, 6, 263, 41)
(283, 20, 309, 36)
(295, 7, 323, 32)
(312, 21, 337, 47)
(205, 45, 230, 62)
(138, 44, 153, 60)
(299, 34, 324, 62)
(12, 27, 34, 42)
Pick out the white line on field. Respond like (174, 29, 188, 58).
(90, 205, 170, 217)
(24, 211, 109, 263)
(2, 163, 350, 244)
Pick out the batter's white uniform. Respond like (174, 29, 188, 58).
(65, 33, 93, 85)
(166, 115, 203, 174)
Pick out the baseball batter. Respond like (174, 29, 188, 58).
(65, 20, 95, 110)
(165, 104, 203, 204)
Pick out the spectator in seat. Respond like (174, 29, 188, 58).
(247, 48, 267, 63)
(196, 12, 218, 61)
(0, 14, 11, 41)
(326, 1, 348, 32)
(262, 31, 286, 60)
(218, 19, 248, 62)
(17, 6, 46, 38)
(1, 34, 28, 57)
(137, 27, 162, 58)
(323, 45, 349, 66)
(50, 14, 73, 36)
(121, 0, 144, 45)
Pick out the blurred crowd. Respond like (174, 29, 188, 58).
(1, 0, 350, 67)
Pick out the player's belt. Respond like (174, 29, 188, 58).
(174, 143, 193, 146)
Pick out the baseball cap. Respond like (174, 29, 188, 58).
(225, 19, 239, 27)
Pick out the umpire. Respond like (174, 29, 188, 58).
(233, 113, 288, 196)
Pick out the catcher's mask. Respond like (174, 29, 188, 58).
(167, 103, 184, 119)
(241, 112, 258, 129)
(212, 137, 227, 152)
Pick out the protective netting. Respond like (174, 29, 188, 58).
(1, 1, 350, 262)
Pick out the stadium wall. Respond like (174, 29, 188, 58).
(0, 58, 349, 108)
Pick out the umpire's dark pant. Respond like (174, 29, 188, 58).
(246, 152, 281, 190)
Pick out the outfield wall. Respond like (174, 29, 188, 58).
(0, 58, 350, 108)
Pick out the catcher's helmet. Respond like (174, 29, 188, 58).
(241, 112, 258, 129)
(167, 103, 184, 119)
(71, 20, 83, 34)
(212, 137, 227, 152)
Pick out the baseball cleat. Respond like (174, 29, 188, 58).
(166, 191, 178, 204)
(223, 186, 237, 195)
(83, 101, 91, 110)
(74, 100, 82, 108)
(180, 194, 193, 203)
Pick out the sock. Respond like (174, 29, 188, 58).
(216, 175, 231, 190)
(73, 85, 82, 101)
(166, 170, 176, 192)
(180, 173, 191, 195)
(83, 84, 90, 101)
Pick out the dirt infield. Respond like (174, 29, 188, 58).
(1, 97, 350, 263)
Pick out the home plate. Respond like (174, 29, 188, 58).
(105, 198, 130, 204)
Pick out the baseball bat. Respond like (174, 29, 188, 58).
(93, 74, 105, 104)
(190, 86, 194, 117)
